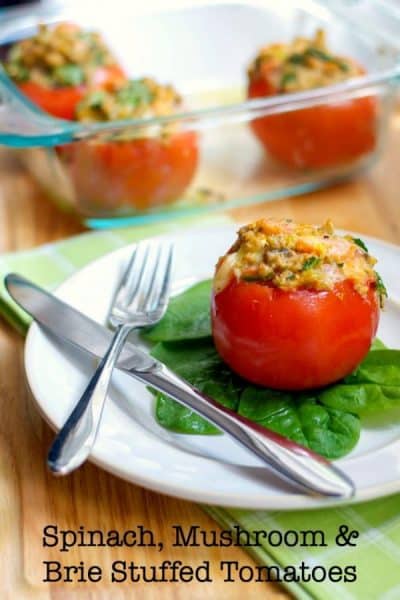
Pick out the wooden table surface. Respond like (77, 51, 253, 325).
(0, 112, 399, 600)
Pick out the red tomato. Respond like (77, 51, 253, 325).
(211, 278, 379, 391)
(18, 65, 126, 120)
(59, 131, 199, 212)
(247, 74, 377, 169)
(18, 81, 85, 120)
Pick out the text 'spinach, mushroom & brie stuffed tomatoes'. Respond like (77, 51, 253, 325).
(247, 30, 376, 169)
(211, 219, 385, 391)
(4, 23, 125, 120)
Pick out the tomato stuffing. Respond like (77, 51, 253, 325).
(17, 65, 125, 120)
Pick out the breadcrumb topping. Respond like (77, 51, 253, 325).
(5, 23, 121, 88)
(214, 218, 383, 303)
(248, 29, 363, 93)
(75, 78, 181, 122)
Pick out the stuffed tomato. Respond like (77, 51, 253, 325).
(247, 30, 376, 169)
(4, 23, 125, 120)
(211, 218, 384, 391)
(58, 78, 199, 212)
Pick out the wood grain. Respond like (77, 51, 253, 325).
(0, 112, 399, 599)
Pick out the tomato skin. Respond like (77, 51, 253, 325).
(211, 278, 379, 390)
(18, 65, 125, 120)
(247, 75, 377, 169)
(59, 131, 199, 212)
(18, 81, 85, 120)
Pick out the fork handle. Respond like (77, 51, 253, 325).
(131, 363, 355, 498)
(47, 323, 132, 475)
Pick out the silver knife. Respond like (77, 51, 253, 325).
(6, 273, 355, 499)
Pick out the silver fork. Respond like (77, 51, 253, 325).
(47, 240, 173, 475)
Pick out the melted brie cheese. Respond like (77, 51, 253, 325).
(214, 218, 378, 299)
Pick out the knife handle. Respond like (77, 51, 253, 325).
(48, 323, 133, 475)
(130, 363, 355, 498)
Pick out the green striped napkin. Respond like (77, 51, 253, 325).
(0, 216, 399, 600)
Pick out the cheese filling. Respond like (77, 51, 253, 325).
(74, 78, 183, 140)
(5, 23, 120, 88)
(75, 78, 181, 122)
(248, 29, 363, 93)
(214, 218, 384, 303)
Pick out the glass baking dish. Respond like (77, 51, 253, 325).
(0, 0, 399, 228)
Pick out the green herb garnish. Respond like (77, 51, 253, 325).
(375, 271, 388, 308)
(302, 256, 321, 271)
(117, 79, 153, 107)
(287, 53, 306, 65)
(286, 47, 350, 73)
(353, 237, 369, 253)
(53, 64, 84, 87)
(336, 60, 350, 72)
(280, 72, 297, 87)
(242, 274, 262, 282)
(305, 47, 333, 62)
(6, 62, 29, 82)
(92, 50, 106, 66)
(86, 90, 106, 109)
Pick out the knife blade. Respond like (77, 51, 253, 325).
(5, 272, 355, 498)
(6, 273, 154, 371)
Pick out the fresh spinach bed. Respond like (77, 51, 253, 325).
(143, 281, 400, 459)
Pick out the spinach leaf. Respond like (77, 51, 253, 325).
(239, 388, 308, 447)
(151, 339, 241, 435)
(150, 338, 220, 381)
(345, 350, 400, 386)
(370, 338, 386, 351)
(239, 389, 360, 458)
(150, 339, 361, 457)
(155, 392, 218, 434)
(297, 399, 360, 459)
(143, 280, 212, 342)
(320, 349, 400, 415)
(320, 383, 400, 416)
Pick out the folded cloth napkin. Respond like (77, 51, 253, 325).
(0, 217, 399, 600)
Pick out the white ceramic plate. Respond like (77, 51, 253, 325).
(25, 224, 400, 509)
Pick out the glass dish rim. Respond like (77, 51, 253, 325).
(0, 0, 399, 148)
(1, 66, 399, 148)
